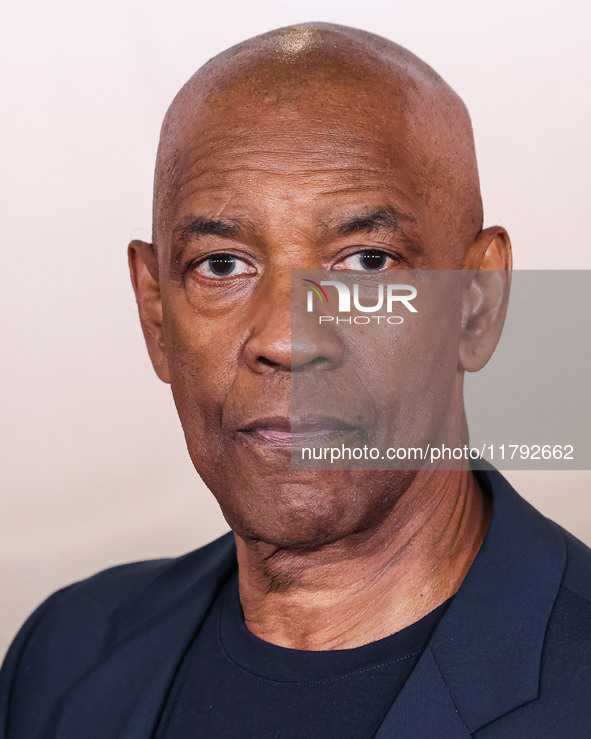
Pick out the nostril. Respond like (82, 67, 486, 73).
(258, 356, 282, 368)
(308, 356, 330, 368)
(292, 355, 333, 372)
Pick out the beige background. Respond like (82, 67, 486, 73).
(1, 0, 590, 658)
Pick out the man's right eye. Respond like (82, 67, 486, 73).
(193, 253, 255, 279)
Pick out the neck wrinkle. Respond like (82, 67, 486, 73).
(235, 468, 490, 650)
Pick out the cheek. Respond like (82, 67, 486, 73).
(340, 292, 462, 442)
(162, 300, 242, 443)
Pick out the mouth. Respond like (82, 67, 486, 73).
(238, 415, 361, 450)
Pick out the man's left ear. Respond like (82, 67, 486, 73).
(459, 226, 512, 372)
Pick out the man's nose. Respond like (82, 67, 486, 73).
(243, 277, 344, 373)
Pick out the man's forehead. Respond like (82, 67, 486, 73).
(170, 111, 415, 192)
(153, 23, 482, 252)
(166, 117, 424, 253)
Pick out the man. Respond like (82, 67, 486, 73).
(1, 22, 590, 738)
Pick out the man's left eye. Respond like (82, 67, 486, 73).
(334, 249, 395, 271)
(193, 253, 254, 278)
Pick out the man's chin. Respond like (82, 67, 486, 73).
(215, 478, 406, 551)
(234, 522, 353, 551)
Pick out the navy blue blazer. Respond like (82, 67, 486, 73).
(2, 469, 591, 738)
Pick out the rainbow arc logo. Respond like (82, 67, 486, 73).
(302, 279, 329, 308)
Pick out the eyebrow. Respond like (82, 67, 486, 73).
(334, 206, 402, 237)
(174, 216, 254, 243)
(174, 206, 405, 243)
(171, 205, 419, 262)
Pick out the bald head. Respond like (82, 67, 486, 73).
(152, 23, 483, 261)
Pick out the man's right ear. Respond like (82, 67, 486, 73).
(128, 239, 170, 384)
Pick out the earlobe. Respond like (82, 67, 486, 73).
(128, 240, 170, 384)
(459, 227, 512, 372)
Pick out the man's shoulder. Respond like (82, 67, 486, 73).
(558, 522, 591, 603)
(22, 530, 236, 640)
(0, 531, 236, 736)
(546, 521, 591, 659)
(484, 468, 591, 606)
(39, 529, 236, 620)
(477, 520, 591, 737)
(544, 520, 591, 656)
(518, 497, 591, 628)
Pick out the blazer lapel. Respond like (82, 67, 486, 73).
(374, 646, 470, 738)
(374, 468, 566, 737)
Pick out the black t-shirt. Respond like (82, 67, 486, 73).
(156, 571, 451, 738)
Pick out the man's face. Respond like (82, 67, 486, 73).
(149, 88, 469, 547)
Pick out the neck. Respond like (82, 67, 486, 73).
(234, 469, 490, 650)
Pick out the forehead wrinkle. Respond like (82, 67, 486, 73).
(175, 167, 414, 190)
(167, 163, 423, 227)
(170, 135, 419, 198)
(320, 185, 414, 200)
(173, 135, 411, 181)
